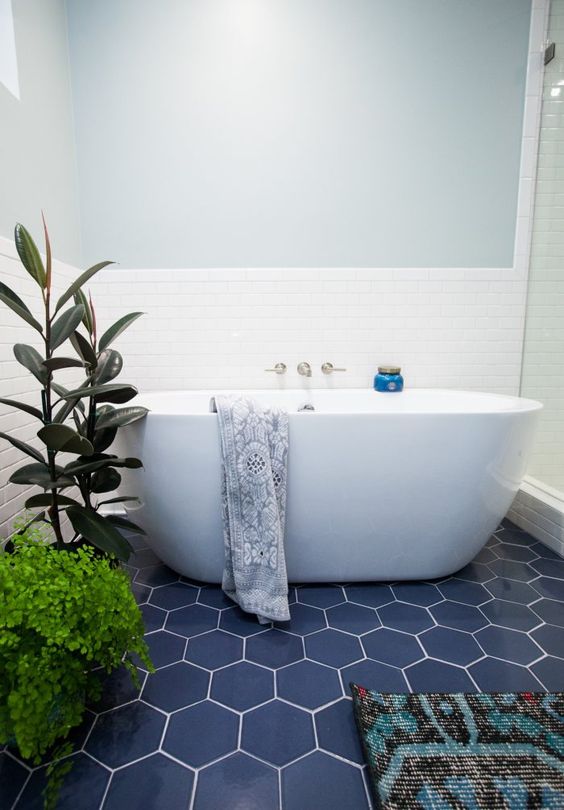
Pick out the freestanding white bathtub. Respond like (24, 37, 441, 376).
(116, 389, 541, 583)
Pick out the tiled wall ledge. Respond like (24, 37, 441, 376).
(509, 477, 564, 557)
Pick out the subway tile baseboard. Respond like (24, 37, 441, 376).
(508, 476, 564, 558)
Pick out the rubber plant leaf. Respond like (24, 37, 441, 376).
(42, 213, 52, 292)
(93, 349, 123, 384)
(0, 398, 44, 421)
(53, 397, 83, 425)
(51, 304, 85, 351)
(0, 432, 45, 463)
(9, 462, 75, 489)
(70, 331, 97, 368)
(105, 514, 146, 535)
(91, 467, 121, 493)
(37, 424, 94, 456)
(55, 261, 113, 314)
(99, 312, 144, 352)
(14, 223, 46, 287)
(61, 383, 138, 404)
(13, 344, 48, 384)
(42, 357, 85, 372)
(74, 289, 93, 334)
(96, 406, 149, 430)
(98, 495, 140, 506)
(0, 282, 43, 333)
(64, 455, 142, 475)
(66, 505, 132, 561)
(51, 382, 86, 415)
(93, 426, 118, 453)
(25, 493, 80, 508)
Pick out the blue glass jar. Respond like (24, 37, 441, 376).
(374, 365, 404, 392)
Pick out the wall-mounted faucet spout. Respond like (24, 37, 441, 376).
(297, 362, 312, 377)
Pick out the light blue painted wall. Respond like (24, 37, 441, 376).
(67, 0, 531, 269)
(0, 0, 82, 265)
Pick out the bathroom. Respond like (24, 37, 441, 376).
(0, 0, 563, 808)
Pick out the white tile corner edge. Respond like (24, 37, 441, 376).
(508, 476, 564, 558)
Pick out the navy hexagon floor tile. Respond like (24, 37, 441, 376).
(276, 659, 342, 709)
(315, 698, 365, 764)
(246, 628, 304, 669)
(163, 701, 239, 767)
(141, 661, 209, 711)
(241, 700, 315, 766)
(194, 752, 279, 810)
(210, 661, 274, 711)
(184, 629, 243, 669)
(10, 520, 564, 810)
(103, 754, 194, 810)
(361, 627, 424, 668)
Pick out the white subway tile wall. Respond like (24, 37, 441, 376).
(520, 0, 564, 493)
(0, 240, 79, 538)
(89, 266, 531, 394)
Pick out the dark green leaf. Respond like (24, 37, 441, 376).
(37, 424, 94, 455)
(66, 505, 131, 560)
(0, 432, 45, 463)
(0, 282, 43, 332)
(64, 454, 116, 475)
(74, 289, 93, 334)
(98, 495, 141, 506)
(70, 331, 97, 367)
(25, 493, 80, 508)
(42, 213, 52, 291)
(51, 382, 86, 415)
(14, 223, 46, 287)
(51, 304, 85, 351)
(93, 426, 117, 452)
(62, 383, 138, 404)
(91, 467, 121, 493)
(64, 454, 141, 475)
(9, 462, 74, 488)
(55, 261, 113, 314)
(53, 397, 81, 425)
(42, 357, 85, 371)
(0, 398, 44, 421)
(93, 349, 123, 384)
(105, 514, 146, 534)
(13, 344, 48, 384)
(96, 406, 148, 430)
(99, 312, 143, 352)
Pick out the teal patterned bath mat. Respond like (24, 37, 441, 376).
(350, 685, 564, 809)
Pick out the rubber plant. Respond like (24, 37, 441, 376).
(0, 221, 148, 559)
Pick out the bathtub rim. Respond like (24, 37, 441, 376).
(130, 388, 543, 417)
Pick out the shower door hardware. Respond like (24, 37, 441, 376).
(545, 41, 555, 65)
(321, 362, 347, 374)
(265, 363, 287, 374)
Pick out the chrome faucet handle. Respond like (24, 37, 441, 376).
(265, 363, 287, 374)
(297, 362, 312, 377)
(321, 362, 346, 374)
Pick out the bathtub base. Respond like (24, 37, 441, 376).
(118, 389, 542, 583)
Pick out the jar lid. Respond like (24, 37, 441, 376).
(378, 365, 401, 375)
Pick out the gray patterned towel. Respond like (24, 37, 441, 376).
(211, 396, 290, 623)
